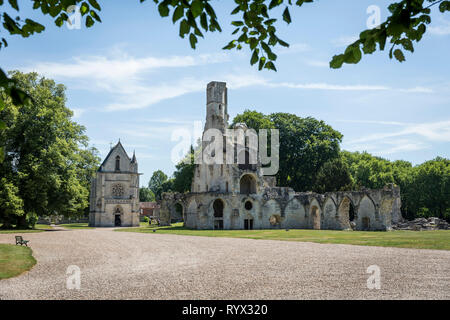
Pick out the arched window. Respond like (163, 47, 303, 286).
(115, 156, 120, 171)
(240, 174, 256, 194)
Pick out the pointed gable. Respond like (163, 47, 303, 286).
(98, 141, 132, 172)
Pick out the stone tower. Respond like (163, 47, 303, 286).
(204, 81, 228, 132)
(89, 141, 141, 227)
(191, 81, 266, 196)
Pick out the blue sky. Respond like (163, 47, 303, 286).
(2, 0, 450, 186)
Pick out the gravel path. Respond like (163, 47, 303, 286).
(1, 228, 449, 300)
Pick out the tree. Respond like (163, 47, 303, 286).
(0, 0, 448, 93)
(0, 71, 100, 228)
(313, 157, 353, 194)
(139, 187, 155, 202)
(412, 157, 450, 219)
(148, 170, 169, 200)
(172, 145, 195, 193)
(1, 1, 448, 149)
(341, 151, 450, 222)
(231, 110, 343, 191)
(0, 178, 24, 229)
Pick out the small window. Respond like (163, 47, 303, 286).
(245, 201, 253, 210)
(115, 156, 120, 171)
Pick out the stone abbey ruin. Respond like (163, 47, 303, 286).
(159, 82, 403, 231)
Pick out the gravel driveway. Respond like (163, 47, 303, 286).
(1, 228, 449, 300)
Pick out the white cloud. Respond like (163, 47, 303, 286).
(25, 50, 434, 112)
(429, 18, 450, 35)
(267, 81, 389, 91)
(278, 43, 311, 54)
(331, 36, 359, 47)
(71, 108, 85, 118)
(348, 120, 450, 144)
(343, 120, 450, 156)
(27, 52, 229, 81)
(305, 60, 329, 68)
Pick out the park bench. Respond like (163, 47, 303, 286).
(15, 236, 30, 246)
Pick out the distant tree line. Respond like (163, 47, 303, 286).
(0, 71, 100, 229)
(149, 110, 449, 222)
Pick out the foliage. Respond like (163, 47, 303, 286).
(342, 151, 450, 221)
(231, 110, 343, 191)
(0, 178, 24, 229)
(148, 169, 169, 200)
(0, 71, 100, 229)
(313, 157, 353, 194)
(331, 0, 450, 68)
(139, 187, 156, 202)
(172, 145, 195, 193)
(143, 216, 150, 224)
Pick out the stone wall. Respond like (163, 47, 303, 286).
(160, 184, 401, 231)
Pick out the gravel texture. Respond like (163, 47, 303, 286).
(0, 228, 449, 300)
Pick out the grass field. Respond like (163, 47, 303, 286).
(59, 223, 94, 229)
(0, 244, 36, 280)
(117, 223, 450, 250)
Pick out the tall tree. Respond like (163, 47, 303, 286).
(0, 71, 100, 228)
(148, 170, 169, 200)
(139, 187, 156, 202)
(313, 157, 354, 194)
(172, 145, 195, 193)
(231, 110, 343, 191)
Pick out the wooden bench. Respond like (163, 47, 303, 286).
(15, 236, 30, 246)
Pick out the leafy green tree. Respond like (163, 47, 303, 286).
(313, 157, 353, 194)
(0, 178, 24, 229)
(161, 178, 175, 195)
(139, 187, 155, 202)
(148, 170, 169, 200)
(172, 145, 195, 193)
(231, 110, 342, 191)
(231, 109, 275, 132)
(0, 71, 99, 228)
(412, 157, 450, 219)
(341, 151, 396, 189)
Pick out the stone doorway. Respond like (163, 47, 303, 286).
(114, 214, 121, 227)
(244, 219, 253, 230)
(213, 199, 224, 230)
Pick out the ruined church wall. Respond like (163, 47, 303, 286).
(161, 184, 401, 231)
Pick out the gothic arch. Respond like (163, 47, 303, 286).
(240, 174, 257, 194)
(357, 195, 376, 231)
(284, 198, 306, 229)
(322, 197, 337, 230)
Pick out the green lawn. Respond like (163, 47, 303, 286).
(58, 223, 94, 229)
(117, 223, 450, 250)
(0, 244, 36, 280)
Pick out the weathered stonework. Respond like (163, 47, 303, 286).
(160, 82, 402, 231)
(89, 141, 141, 227)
